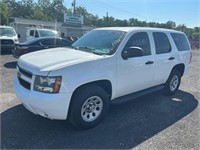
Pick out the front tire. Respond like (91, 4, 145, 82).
(164, 69, 181, 95)
(68, 85, 109, 129)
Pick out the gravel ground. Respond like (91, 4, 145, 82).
(0, 50, 200, 149)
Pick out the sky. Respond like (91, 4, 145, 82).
(64, 0, 200, 28)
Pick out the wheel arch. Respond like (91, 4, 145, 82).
(71, 79, 112, 101)
(171, 63, 185, 77)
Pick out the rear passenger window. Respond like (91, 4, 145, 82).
(171, 33, 190, 51)
(124, 32, 151, 56)
(153, 32, 171, 54)
(60, 39, 72, 46)
(35, 31, 39, 38)
(41, 39, 56, 46)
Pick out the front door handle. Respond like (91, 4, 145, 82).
(169, 57, 175, 60)
(145, 61, 154, 65)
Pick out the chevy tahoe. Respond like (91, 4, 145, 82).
(13, 27, 191, 129)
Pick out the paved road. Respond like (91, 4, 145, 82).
(1, 50, 200, 149)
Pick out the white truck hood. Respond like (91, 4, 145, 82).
(18, 47, 103, 75)
(0, 36, 16, 40)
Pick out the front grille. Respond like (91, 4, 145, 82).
(18, 77, 31, 90)
(0, 39, 14, 45)
(18, 65, 32, 78)
(17, 64, 33, 90)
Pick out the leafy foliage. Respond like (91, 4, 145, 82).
(0, 1, 10, 25)
(1, 0, 199, 40)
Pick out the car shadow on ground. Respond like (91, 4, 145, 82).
(3, 61, 17, 69)
(1, 90, 198, 149)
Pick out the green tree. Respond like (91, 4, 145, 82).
(193, 27, 200, 40)
(76, 6, 97, 26)
(194, 27, 200, 33)
(128, 18, 140, 26)
(50, 0, 67, 22)
(0, 1, 10, 25)
(102, 16, 115, 27)
(32, 5, 48, 21)
(4, 0, 35, 19)
(166, 21, 176, 29)
(115, 19, 128, 27)
(176, 24, 187, 32)
(20, 0, 35, 18)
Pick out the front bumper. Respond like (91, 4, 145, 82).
(13, 77, 72, 120)
(1, 45, 15, 52)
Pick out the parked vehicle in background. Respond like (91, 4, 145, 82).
(12, 37, 72, 58)
(64, 36, 79, 43)
(189, 39, 200, 49)
(13, 27, 191, 129)
(26, 28, 59, 40)
(0, 26, 19, 53)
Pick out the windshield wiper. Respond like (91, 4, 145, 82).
(91, 50, 107, 55)
(78, 46, 95, 51)
(72, 46, 107, 55)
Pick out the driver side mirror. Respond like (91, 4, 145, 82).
(122, 46, 143, 60)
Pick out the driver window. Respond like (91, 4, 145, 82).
(124, 32, 151, 56)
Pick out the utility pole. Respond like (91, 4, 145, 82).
(106, 12, 109, 26)
(72, 0, 76, 14)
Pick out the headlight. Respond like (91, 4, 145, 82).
(34, 76, 62, 93)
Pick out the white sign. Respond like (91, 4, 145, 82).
(64, 14, 83, 27)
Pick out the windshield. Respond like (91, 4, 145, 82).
(0, 27, 17, 37)
(72, 30, 126, 55)
(39, 30, 59, 37)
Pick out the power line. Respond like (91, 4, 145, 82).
(83, 0, 157, 22)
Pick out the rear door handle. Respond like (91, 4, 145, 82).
(169, 57, 175, 60)
(145, 61, 154, 65)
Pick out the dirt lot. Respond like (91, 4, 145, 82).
(0, 50, 200, 149)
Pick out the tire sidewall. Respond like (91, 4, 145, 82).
(69, 85, 109, 129)
(165, 69, 181, 95)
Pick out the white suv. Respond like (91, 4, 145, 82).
(0, 26, 19, 53)
(13, 27, 191, 129)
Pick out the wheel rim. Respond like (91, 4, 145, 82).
(81, 96, 103, 122)
(170, 75, 179, 91)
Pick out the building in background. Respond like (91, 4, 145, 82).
(9, 17, 95, 43)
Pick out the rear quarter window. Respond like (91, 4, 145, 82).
(41, 39, 56, 46)
(171, 33, 190, 51)
(153, 32, 171, 54)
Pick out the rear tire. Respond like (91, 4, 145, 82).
(68, 85, 109, 129)
(164, 69, 181, 95)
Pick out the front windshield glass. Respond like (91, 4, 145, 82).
(72, 30, 126, 55)
(39, 30, 59, 37)
(0, 27, 16, 37)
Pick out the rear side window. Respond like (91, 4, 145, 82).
(35, 31, 39, 38)
(41, 39, 57, 46)
(59, 39, 72, 46)
(171, 33, 190, 51)
(153, 32, 171, 54)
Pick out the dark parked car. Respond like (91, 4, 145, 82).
(12, 37, 72, 58)
(64, 36, 79, 43)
